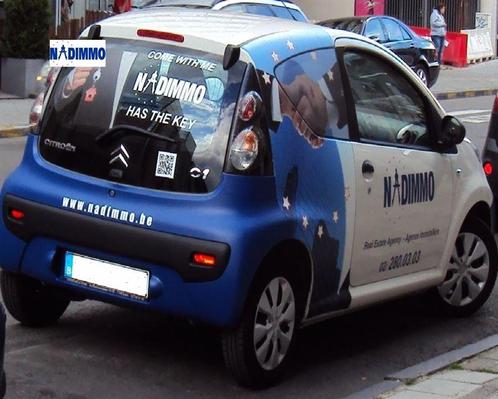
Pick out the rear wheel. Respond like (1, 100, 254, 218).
(431, 219, 497, 317)
(414, 64, 429, 86)
(1, 272, 70, 327)
(222, 265, 303, 388)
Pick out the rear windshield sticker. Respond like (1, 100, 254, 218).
(133, 72, 206, 104)
(155, 151, 177, 179)
(147, 51, 217, 72)
(124, 105, 197, 130)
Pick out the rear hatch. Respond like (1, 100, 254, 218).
(39, 38, 246, 194)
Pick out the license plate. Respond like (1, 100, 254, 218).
(64, 252, 149, 299)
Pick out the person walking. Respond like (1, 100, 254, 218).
(430, 3, 447, 65)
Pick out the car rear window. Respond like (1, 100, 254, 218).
(39, 39, 246, 194)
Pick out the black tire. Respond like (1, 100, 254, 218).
(222, 264, 304, 389)
(430, 218, 498, 317)
(414, 64, 429, 87)
(1, 272, 70, 327)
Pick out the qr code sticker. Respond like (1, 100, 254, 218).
(155, 151, 177, 179)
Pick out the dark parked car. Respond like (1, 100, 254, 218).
(482, 93, 498, 224)
(319, 16, 440, 87)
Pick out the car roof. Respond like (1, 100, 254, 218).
(94, 8, 323, 47)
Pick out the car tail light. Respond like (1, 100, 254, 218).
(229, 128, 260, 171)
(9, 209, 25, 220)
(137, 29, 184, 43)
(484, 162, 493, 176)
(493, 94, 498, 114)
(192, 253, 216, 267)
(29, 91, 45, 128)
(237, 91, 262, 122)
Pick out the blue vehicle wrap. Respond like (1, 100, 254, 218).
(0, 27, 354, 326)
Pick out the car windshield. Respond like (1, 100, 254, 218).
(39, 39, 246, 194)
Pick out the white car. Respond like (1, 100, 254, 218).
(144, 0, 308, 21)
(2, 9, 496, 388)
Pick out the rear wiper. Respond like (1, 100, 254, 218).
(95, 125, 177, 144)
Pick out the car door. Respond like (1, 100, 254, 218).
(338, 43, 453, 287)
(381, 18, 417, 67)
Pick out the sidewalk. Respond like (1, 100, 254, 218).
(0, 94, 33, 138)
(380, 347, 498, 399)
(432, 58, 498, 100)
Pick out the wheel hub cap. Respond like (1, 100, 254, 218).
(253, 277, 295, 371)
(438, 232, 490, 307)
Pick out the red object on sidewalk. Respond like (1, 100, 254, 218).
(410, 26, 468, 67)
(113, 0, 131, 13)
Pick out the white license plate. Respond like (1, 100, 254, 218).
(64, 252, 149, 299)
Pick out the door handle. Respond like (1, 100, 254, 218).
(362, 161, 375, 175)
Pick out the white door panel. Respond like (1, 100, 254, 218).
(350, 143, 453, 286)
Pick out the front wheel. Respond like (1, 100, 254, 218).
(414, 64, 429, 86)
(431, 219, 497, 317)
(222, 267, 302, 388)
(1, 272, 70, 327)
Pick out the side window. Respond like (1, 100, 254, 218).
(343, 51, 430, 147)
(275, 49, 349, 140)
(288, 8, 307, 22)
(222, 4, 247, 13)
(383, 18, 406, 42)
(364, 19, 386, 42)
(269, 5, 294, 20)
(244, 4, 274, 17)
(401, 26, 413, 41)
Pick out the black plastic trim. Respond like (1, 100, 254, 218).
(3, 194, 230, 282)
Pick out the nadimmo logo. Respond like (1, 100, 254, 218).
(49, 40, 106, 68)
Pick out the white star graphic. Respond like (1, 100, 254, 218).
(302, 216, 309, 229)
(262, 71, 271, 85)
(344, 186, 351, 201)
(272, 51, 279, 62)
(327, 70, 334, 80)
(310, 51, 317, 61)
(318, 225, 324, 238)
(286, 40, 295, 50)
(333, 211, 339, 224)
(283, 196, 291, 210)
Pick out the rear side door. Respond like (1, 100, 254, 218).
(381, 18, 417, 67)
(337, 40, 454, 286)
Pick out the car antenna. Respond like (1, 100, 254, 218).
(280, 1, 297, 21)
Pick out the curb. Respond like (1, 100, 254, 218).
(434, 88, 498, 100)
(340, 333, 498, 399)
(0, 126, 30, 139)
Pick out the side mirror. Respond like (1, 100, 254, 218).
(440, 115, 466, 146)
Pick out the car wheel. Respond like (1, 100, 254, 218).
(222, 266, 302, 388)
(432, 219, 497, 317)
(0, 271, 70, 327)
(415, 64, 429, 86)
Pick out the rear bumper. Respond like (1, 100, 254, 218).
(3, 194, 230, 283)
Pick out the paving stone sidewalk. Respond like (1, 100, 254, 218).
(380, 347, 498, 399)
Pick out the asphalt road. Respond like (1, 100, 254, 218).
(0, 95, 496, 399)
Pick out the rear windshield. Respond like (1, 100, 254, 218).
(327, 19, 364, 34)
(40, 39, 245, 193)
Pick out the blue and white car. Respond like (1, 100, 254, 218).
(0, 9, 496, 388)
